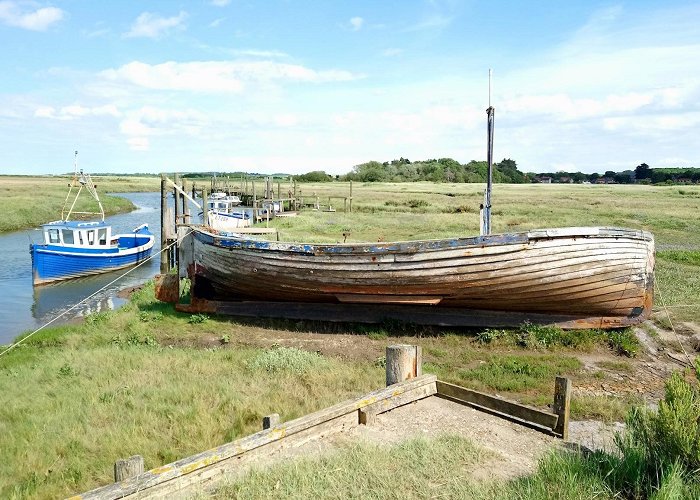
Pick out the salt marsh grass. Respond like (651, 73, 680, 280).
(0, 175, 159, 233)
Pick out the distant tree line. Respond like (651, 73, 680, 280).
(292, 159, 700, 185)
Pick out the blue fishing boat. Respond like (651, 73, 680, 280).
(29, 152, 155, 285)
(31, 220, 154, 285)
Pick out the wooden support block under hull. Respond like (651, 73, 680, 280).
(175, 300, 648, 330)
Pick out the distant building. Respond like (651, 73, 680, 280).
(536, 176, 552, 184)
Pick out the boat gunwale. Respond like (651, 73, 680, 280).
(194, 226, 654, 256)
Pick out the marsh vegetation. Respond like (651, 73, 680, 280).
(0, 179, 698, 497)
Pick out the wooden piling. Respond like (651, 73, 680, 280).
(202, 188, 208, 226)
(386, 344, 422, 386)
(553, 376, 571, 440)
(349, 181, 353, 212)
(114, 455, 144, 482)
(160, 174, 168, 273)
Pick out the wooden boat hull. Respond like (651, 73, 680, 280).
(186, 227, 654, 328)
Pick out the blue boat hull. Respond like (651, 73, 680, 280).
(30, 234, 154, 285)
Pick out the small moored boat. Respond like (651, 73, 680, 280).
(31, 220, 154, 285)
(29, 152, 155, 285)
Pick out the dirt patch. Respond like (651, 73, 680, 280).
(353, 396, 555, 482)
(117, 284, 144, 299)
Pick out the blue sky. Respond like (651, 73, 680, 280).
(1, 1, 698, 175)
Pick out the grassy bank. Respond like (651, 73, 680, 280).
(0, 281, 658, 498)
(280, 182, 700, 248)
(0, 175, 159, 233)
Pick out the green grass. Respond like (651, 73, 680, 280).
(0, 175, 159, 233)
(0, 315, 384, 498)
(426, 352, 582, 395)
(570, 394, 643, 422)
(214, 434, 488, 499)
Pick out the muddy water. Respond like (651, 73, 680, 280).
(0, 192, 168, 345)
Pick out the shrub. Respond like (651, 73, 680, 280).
(248, 347, 328, 375)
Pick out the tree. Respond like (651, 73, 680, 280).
(635, 163, 652, 180)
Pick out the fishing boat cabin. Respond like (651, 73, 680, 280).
(39, 220, 150, 251)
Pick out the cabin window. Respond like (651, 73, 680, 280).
(62, 229, 74, 245)
(48, 229, 60, 244)
(78, 232, 84, 245)
(87, 230, 95, 245)
(98, 228, 107, 245)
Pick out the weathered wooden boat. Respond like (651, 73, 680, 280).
(29, 152, 154, 285)
(183, 226, 654, 328)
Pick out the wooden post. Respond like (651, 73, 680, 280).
(252, 180, 257, 223)
(202, 188, 208, 226)
(262, 413, 280, 430)
(553, 376, 571, 440)
(386, 345, 422, 386)
(173, 173, 180, 268)
(182, 179, 190, 224)
(114, 455, 144, 482)
(160, 174, 168, 273)
(349, 181, 353, 212)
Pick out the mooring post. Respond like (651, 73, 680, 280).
(114, 455, 144, 482)
(252, 180, 257, 222)
(386, 345, 422, 386)
(349, 181, 353, 212)
(182, 179, 190, 224)
(160, 174, 168, 273)
(553, 376, 572, 440)
(262, 413, 280, 430)
(202, 188, 208, 226)
(293, 180, 297, 210)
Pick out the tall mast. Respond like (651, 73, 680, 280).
(482, 69, 495, 236)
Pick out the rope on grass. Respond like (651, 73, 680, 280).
(0, 229, 192, 360)
(653, 280, 695, 371)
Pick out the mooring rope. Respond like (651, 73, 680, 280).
(653, 280, 695, 370)
(0, 230, 191, 359)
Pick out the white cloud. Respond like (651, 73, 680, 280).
(118, 106, 209, 153)
(349, 16, 364, 31)
(127, 137, 150, 151)
(0, 1, 63, 31)
(274, 114, 298, 127)
(100, 60, 360, 93)
(209, 17, 224, 28)
(231, 49, 288, 59)
(381, 48, 403, 57)
(603, 112, 700, 133)
(124, 11, 187, 39)
(403, 15, 452, 32)
(34, 104, 121, 120)
(210, 0, 230, 6)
